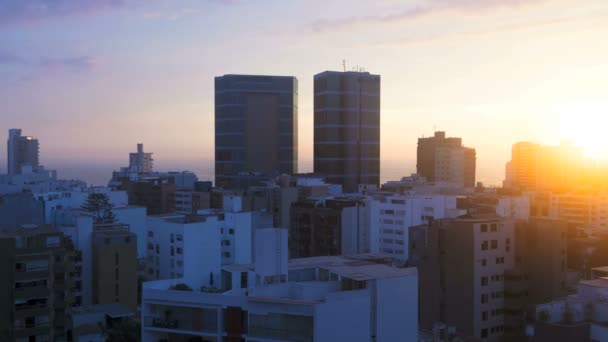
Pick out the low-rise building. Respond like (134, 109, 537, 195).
(141, 228, 418, 342)
(533, 270, 608, 342)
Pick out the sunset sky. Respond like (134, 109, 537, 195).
(1, 0, 608, 185)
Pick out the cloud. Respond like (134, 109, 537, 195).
(39, 56, 96, 71)
(0, 0, 243, 26)
(311, 0, 549, 32)
(0, 50, 96, 75)
(0, 50, 26, 65)
(0, 0, 128, 26)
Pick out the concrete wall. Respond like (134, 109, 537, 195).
(314, 290, 371, 342)
(114, 206, 147, 257)
(375, 273, 419, 341)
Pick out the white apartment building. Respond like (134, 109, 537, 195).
(37, 187, 128, 224)
(141, 228, 419, 342)
(367, 193, 465, 262)
(145, 208, 260, 286)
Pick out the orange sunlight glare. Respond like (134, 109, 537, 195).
(557, 100, 608, 161)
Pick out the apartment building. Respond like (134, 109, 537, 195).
(141, 228, 418, 342)
(7, 128, 39, 176)
(0, 225, 78, 342)
(533, 268, 608, 342)
(504, 218, 569, 338)
(92, 224, 138, 311)
(145, 208, 264, 286)
(410, 216, 515, 341)
(417, 131, 476, 188)
(368, 192, 465, 262)
(289, 196, 368, 258)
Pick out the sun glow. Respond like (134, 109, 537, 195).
(556, 100, 608, 161)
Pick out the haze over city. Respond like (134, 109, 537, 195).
(2, 0, 608, 186)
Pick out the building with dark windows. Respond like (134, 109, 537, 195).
(92, 224, 138, 311)
(314, 71, 380, 193)
(409, 216, 514, 341)
(289, 197, 367, 259)
(7, 128, 40, 176)
(0, 225, 78, 342)
(417, 131, 476, 187)
(215, 75, 298, 189)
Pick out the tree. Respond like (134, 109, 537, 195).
(104, 319, 141, 342)
(82, 193, 116, 224)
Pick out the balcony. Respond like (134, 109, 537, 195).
(144, 316, 179, 329)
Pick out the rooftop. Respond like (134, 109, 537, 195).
(579, 277, 608, 288)
(223, 254, 416, 281)
(73, 303, 134, 319)
(288, 254, 416, 281)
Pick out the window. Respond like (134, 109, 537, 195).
(481, 259, 487, 266)
(496, 257, 505, 264)
(481, 224, 488, 232)
(224, 252, 231, 258)
(491, 240, 498, 249)
(115, 284, 119, 297)
(481, 241, 488, 251)
(482, 311, 488, 321)
(176, 247, 183, 255)
(170, 247, 175, 256)
(176, 234, 183, 241)
(46, 236, 60, 247)
(115, 253, 119, 266)
(229, 229, 235, 235)
(115, 268, 119, 281)
(240, 272, 248, 288)
(490, 224, 497, 232)
(481, 293, 488, 304)
(481, 277, 488, 286)
(223, 240, 231, 246)
(147, 231, 154, 237)
(481, 329, 488, 338)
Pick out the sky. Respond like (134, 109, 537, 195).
(1, 0, 608, 185)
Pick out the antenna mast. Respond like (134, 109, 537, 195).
(342, 59, 346, 72)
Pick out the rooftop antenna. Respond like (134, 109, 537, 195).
(433, 124, 437, 133)
(342, 59, 346, 72)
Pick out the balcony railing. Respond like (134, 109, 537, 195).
(144, 316, 179, 329)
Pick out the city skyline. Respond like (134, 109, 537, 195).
(2, 0, 608, 186)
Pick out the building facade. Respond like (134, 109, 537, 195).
(289, 197, 367, 258)
(141, 228, 419, 342)
(0, 225, 78, 342)
(129, 143, 154, 174)
(7, 129, 39, 176)
(410, 217, 515, 341)
(92, 224, 138, 311)
(313, 71, 381, 193)
(215, 74, 298, 189)
(416, 131, 476, 187)
(368, 193, 465, 263)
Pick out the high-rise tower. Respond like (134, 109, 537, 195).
(7, 129, 39, 175)
(313, 71, 380, 192)
(215, 75, 298, 189)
